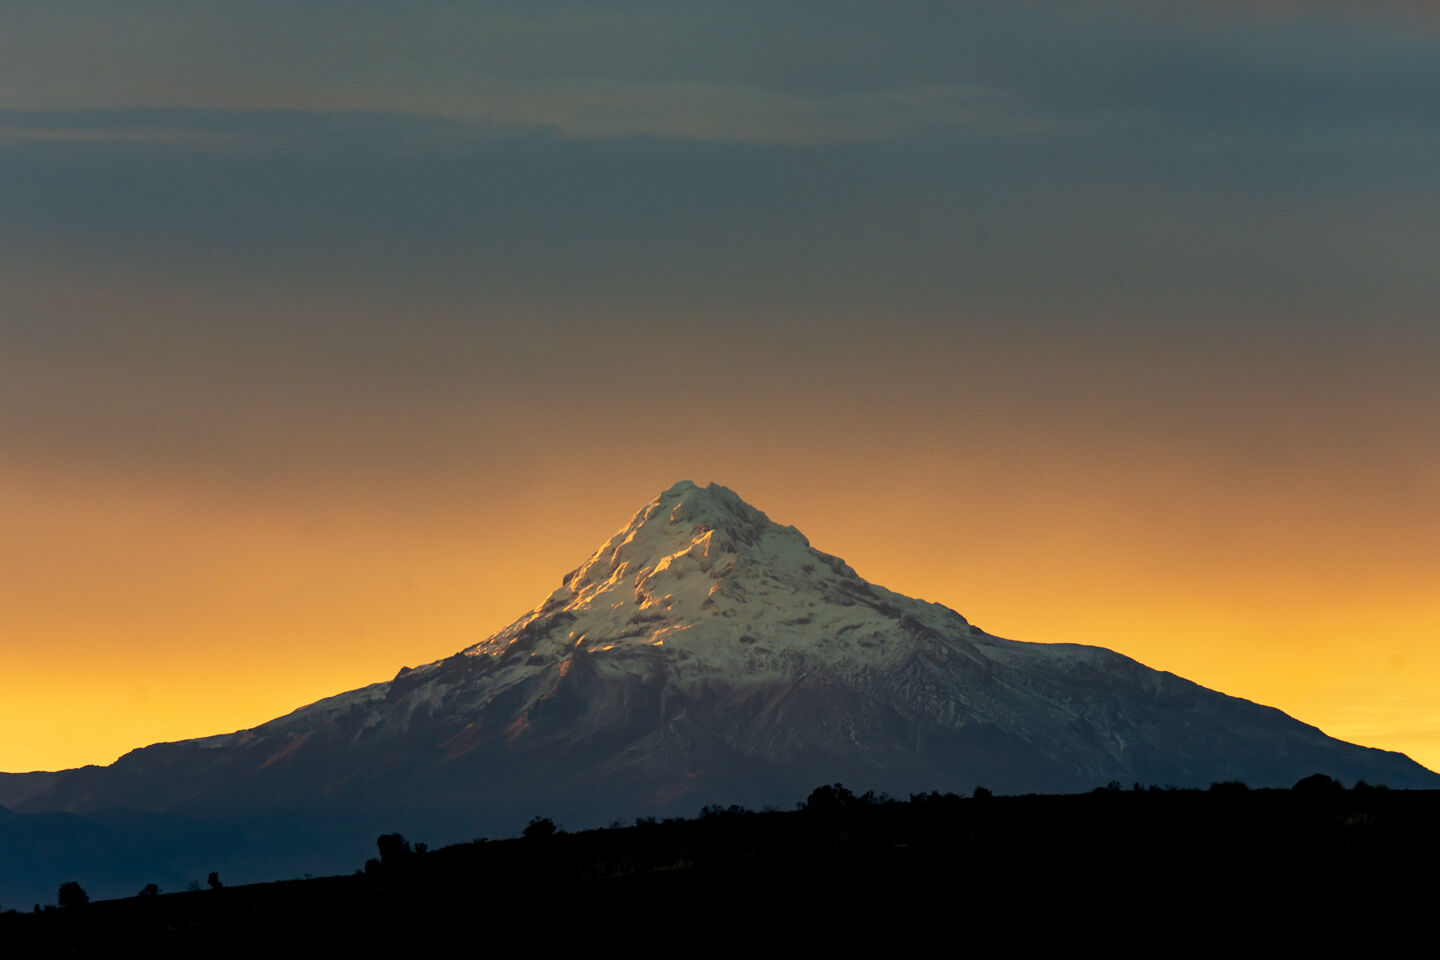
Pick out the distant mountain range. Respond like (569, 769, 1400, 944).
(5, 480, 1435, 904)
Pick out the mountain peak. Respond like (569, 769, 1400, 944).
(557, 481, 808, 597)
(456, 481, 935, 672)
(654, 480, 793, 538)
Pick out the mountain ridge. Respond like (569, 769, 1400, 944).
(5, 480, 1435, 901)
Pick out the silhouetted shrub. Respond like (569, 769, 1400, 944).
(138, 883, 160, 898)
(972, 786, 993, 800)
(57, 882, 88, 909)
(1209, 780, 1249, 793)
(207, 872, 223, 890)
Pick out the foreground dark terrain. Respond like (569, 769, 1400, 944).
(4, 777, 1435, 954)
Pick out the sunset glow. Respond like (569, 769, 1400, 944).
(3, 1, 1438, 781)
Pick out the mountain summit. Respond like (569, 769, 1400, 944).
(465, 479, 961, 685)
(8, 481, 1437, 894)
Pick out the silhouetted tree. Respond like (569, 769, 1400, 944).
(1293, 773, 1344, 795)
(523, 816, 558, 840)
(207, 872, 223, 890)
(377, 833, 412, 864)
(138, 883, 160, 898)
(801, 783, 857, 813)
(972, 786, 993, 800)
(57, 882, 88, 909)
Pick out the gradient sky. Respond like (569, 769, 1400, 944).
(3, 1, 1438, 777)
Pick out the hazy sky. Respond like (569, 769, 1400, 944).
(3, 1, 1438, 775)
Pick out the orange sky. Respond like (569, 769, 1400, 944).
(4, 467, 1436, 775)
(4, 317, 1437, 775)
(2, 1, 1438, 784)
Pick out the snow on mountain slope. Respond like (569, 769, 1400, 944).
(456, 479, 979, 686)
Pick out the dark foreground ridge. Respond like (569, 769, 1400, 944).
(5, 778, 1437, 954)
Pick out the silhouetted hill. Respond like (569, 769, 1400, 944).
(5, 781, 1436, 954)
(0, 774, 60, 810)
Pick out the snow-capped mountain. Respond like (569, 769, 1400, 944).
(13, 481, 1438, 845)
